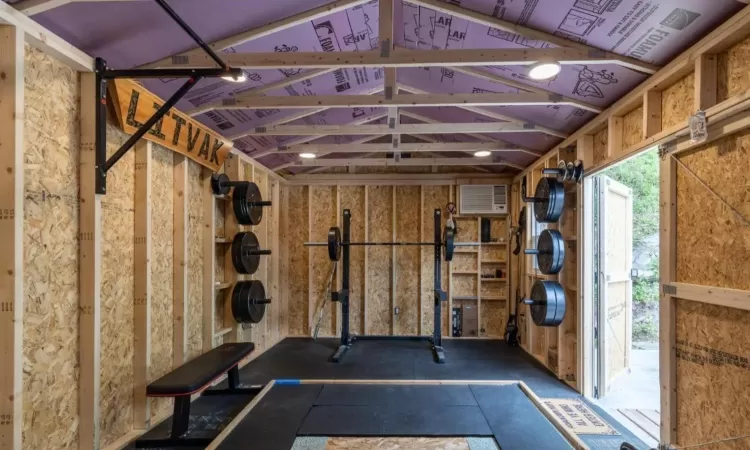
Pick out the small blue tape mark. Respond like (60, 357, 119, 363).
(275, 379, 301, 385)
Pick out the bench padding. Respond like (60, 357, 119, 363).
(147, 343, 255, 397)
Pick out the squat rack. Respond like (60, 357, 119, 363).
(92, 0, 244, 194)
(330, 208, 448, 364)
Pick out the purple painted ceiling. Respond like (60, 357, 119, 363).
(22, 0, 745, 172)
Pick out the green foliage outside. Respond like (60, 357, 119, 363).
(632, 258, 659, 307)
(604, 149, 660, 342)
(605, 149, 660, 247)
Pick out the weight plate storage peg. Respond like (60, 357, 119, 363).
(231, 280, 271, 324)
(211, 173, 232, 196)
(525, 177, 565, 223)
(522, 280, 566, 327)
(327, 226, 342, 261)
(231, 231, 272, 275)
(524, 229, 565, 275)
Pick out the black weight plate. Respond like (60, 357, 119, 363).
(231, 282, 247, 323)
(248, 280, 267, 324)
(529, 280, 566, 327)
(245, 182, 264, 226)
(536, 229, 565, 275)
(328, 227, 341, 261)
(232, 232, 261, 275)
(232, 182, 249, 224)
(549, 282, 566, 326)
(444, 227, 455, 262)
(533, 177, 564, 223)
(211, 173, 230, 196)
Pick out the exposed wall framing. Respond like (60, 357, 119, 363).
(515, 22, 750, 450)
(17, 41, 285, 450)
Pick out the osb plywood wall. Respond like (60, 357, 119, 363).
(395, 186, 420, 336)
(622, 106, 643, 149)
(100, 121, 136, 445)
(22, 45, 81, 450)
(149, 145, 174, 420)
(287, 186, 309, 336)
(22, 47, 210, 449)
(593, 128, 608, 166)
(187, 162, 204, 359)
(674, 129, 750, 449)
(366, 186, 393, 335)
(310, 186, 337, 337)
(633, 34, 750, 449)
(283, 184, 458, 338)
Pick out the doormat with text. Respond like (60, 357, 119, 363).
(540, 399, 619, 436)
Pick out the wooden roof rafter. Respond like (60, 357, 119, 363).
(139, 0, 372, 69)
(159, 47, 658, 73)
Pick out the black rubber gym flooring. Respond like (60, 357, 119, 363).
(218, 338, 650, 450)
(130, 338, 650, 449)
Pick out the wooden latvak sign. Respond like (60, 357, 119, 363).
(109, 79, 231, 171)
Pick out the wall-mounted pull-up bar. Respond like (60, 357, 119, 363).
(94, 0, 243, 194)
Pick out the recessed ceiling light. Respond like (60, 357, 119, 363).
(299, 152, 317, 159)
(528, 62, 561, 81)
(474, 150, 491, 157)
(222, 73, 247, 83)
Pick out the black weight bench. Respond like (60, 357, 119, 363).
(136, 342, 260, 448)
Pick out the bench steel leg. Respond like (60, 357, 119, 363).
(171, 396, 191, 439)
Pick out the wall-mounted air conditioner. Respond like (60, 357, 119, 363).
(459, 185, 507, 214)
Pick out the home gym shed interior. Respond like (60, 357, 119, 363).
(1, 0, 749, 449)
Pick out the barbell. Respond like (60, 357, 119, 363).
(303, 227, 478, 262)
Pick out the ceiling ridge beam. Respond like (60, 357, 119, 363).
(247, 122, 542, 136)
(153, 48, 659, 73)
(290, 157, 524, 170)
(186, 68, 336, 117)
(448, 66, 602, 113)
(398, 84, 568, 139)
(278, 142, 522, 153)
(408, 0, 657, 74)
(218, 91, 579, 110)
(139, 0, 371, 69)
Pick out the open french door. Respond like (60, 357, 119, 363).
(596, 175, 634, 397)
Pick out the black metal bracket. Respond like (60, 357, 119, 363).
(94, 0, 243, 195)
